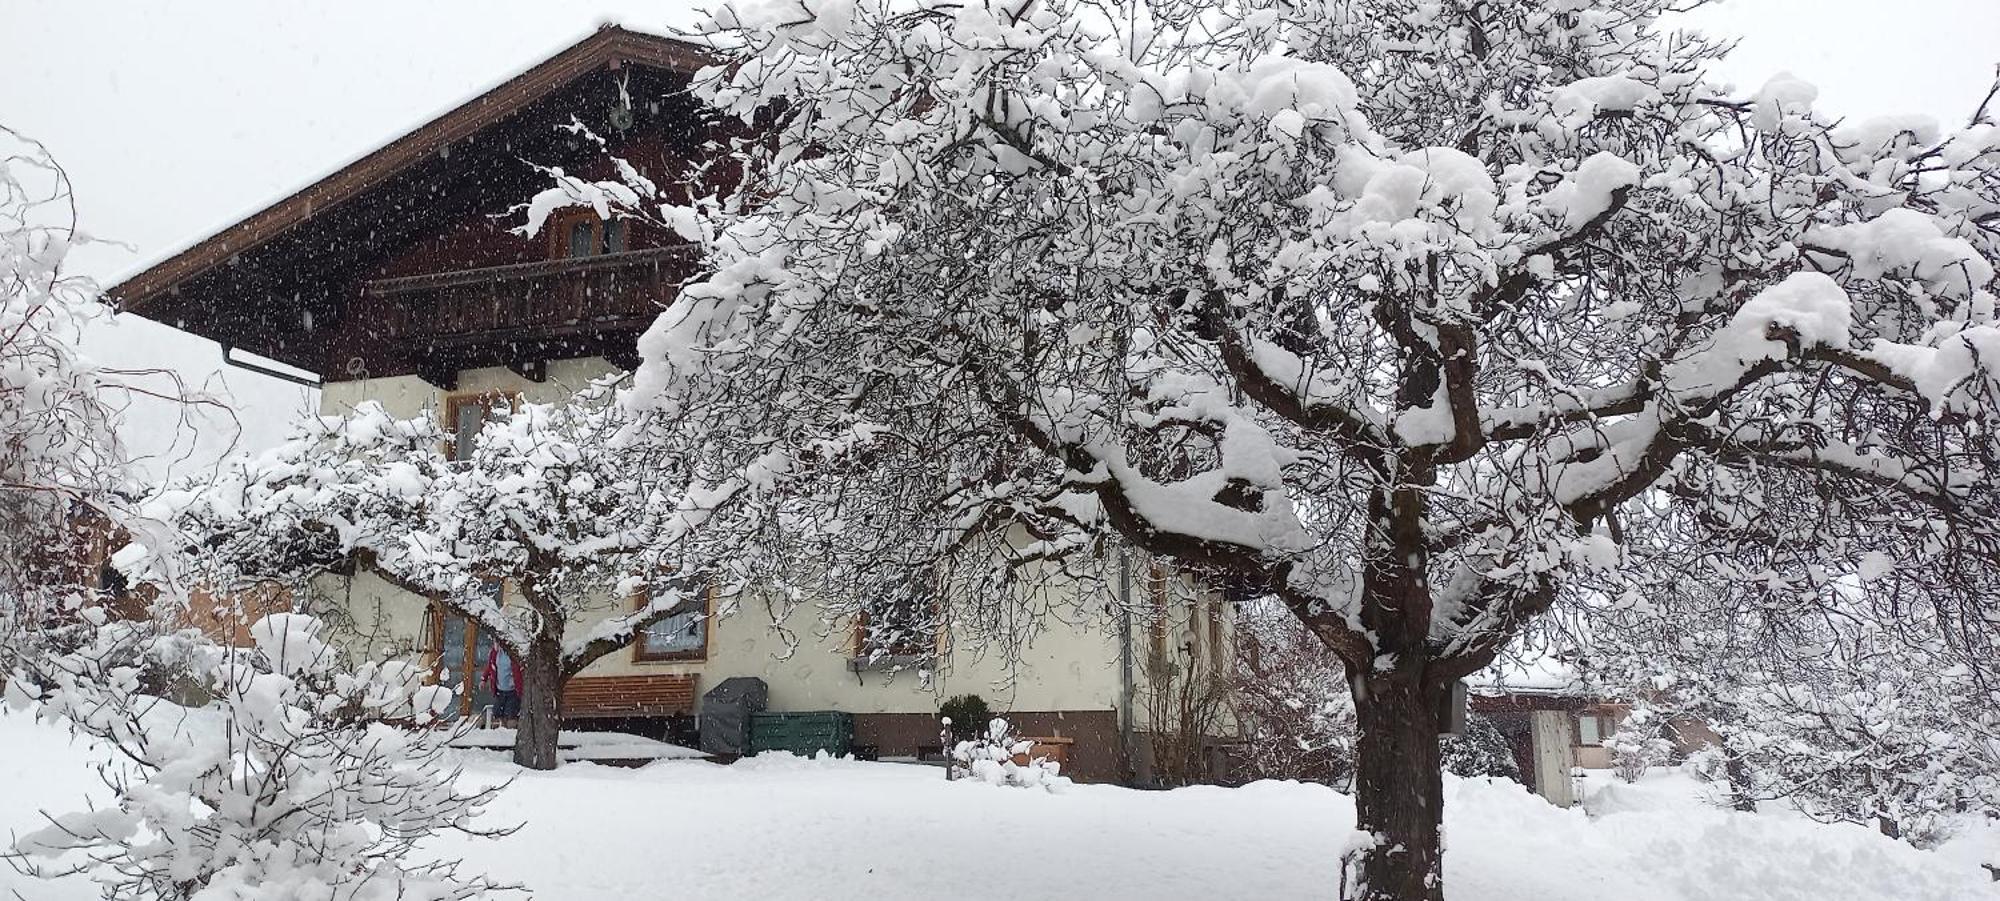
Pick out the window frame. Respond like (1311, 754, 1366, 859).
(1577, 713, 1604, 746)
(631, 579, 713, 664)
(545, 208, 628, 260)
(442, 391, 521, 464)
(851, 572, 944, 665)
(424, 576, 508, 719)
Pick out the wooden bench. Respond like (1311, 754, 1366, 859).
(560, 674, 698, 718)
(1013, 735, 1074, 768)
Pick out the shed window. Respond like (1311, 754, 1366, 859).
(1578, 714, 1603, 746)
(447, 393, 515, 463)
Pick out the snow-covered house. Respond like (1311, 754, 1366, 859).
(109, 26, 1236, 783)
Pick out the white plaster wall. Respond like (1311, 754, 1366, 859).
(307, 568, 432, 663)
(319, 358, 621, 421)
(310, 357, 1217, 718)
(305, 560, 1156, 717)
(574, 584, 1136, 715)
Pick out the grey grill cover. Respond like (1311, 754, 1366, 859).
(699, 677, 769, 755)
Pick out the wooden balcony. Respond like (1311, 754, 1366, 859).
(361, 245, 697, 386)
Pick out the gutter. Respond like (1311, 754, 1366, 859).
(1116, 548, 1139, 784)
(221, 343, 324, 389)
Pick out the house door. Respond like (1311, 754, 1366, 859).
(435, 612, 500, 720)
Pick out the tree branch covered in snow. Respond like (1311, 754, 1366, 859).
(146, 387, 751, 768)
(542, 2, 2000, 896)
(0, 126, 137, 663)
(4, 612, 511, 900)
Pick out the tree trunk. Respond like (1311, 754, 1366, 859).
(513, 639, 564, 770)
(1722, 747, 1757, 812)
(1345, 673, 1447, 901)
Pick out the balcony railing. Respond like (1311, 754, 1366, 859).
(362, 246, 698, 350)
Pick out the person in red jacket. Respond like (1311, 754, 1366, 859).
(481, 643, 522, 728)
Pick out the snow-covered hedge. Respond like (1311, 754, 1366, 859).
(951, 717, 1070, 792)
(5, 613, 510, 900)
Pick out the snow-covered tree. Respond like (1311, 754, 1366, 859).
(1751, 665, 1995, 847)
(157, 390, 735, 770)
(5, 611, 509, 900)
(1596, 591, 2000, 844)
(0, 126, 131, 657)
(1234, 605, 1357, 786)
(1441, 713, 1520, 782)
(541, 1, 2000, 895)
(1602, 705, 1672, 784)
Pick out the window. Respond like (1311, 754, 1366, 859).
(1577, 713, 1603, 746)
(444, 393, 516, 463)
(426, 579, 504, 718)
(548, 209, 628, 259)
(566, 218, 595, 258)
(634, 579, 710, 662)
(856, 571, 940, 662)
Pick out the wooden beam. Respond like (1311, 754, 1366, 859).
(508, 358, 548, 383)
(415, 355, 459, 391)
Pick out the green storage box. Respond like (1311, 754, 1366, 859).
(749, 711, 854, 757)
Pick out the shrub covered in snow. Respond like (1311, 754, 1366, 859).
(1441, 714, 1521, 782)
(0, 128, 140, 678)
(1603, 708, 1673, 784)
(4, 612, 509, 900)
(950, 718, 1069, 792)
(1233, 609, 1358, 787)
(938, 694, 992, 742)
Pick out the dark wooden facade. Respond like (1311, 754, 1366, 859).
(113, 27, 721, 389)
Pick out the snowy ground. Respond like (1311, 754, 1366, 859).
(3, 712, 1994, 900)
(446, 727, 711, 762)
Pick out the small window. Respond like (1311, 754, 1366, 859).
(567, 219, 596, 258)
(635, 580, 709, 662)
(447, 394, 514, 463)
(857, 571, 939, 661)
(1578, 714, 1602, 746)
(548, 209, 629, 259)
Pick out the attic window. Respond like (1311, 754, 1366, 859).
(549, 209, 626, 259)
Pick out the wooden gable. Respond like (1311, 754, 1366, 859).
(111, 26, 722, 387)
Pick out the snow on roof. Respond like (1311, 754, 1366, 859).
(1467, 654, 1588, 697)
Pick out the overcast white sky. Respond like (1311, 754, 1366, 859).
(2, 0, 1996, 479)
